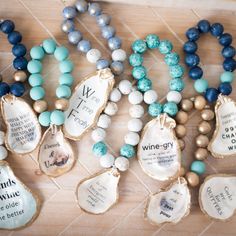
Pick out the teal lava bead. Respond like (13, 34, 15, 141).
(54, 46, 69, 61)
(159, 40, 173, 54)
(132, 66, 147, 80)
(30, 46, 45, 60)
(163, 102, 178, 116)
(38, 111, 51, 127)
(59, 59, 74, 73)
(30, 86, 45, 101)
(50, 110, 65, 126)
(148, 102, 163, 117)
(169, 78, 185, 92)
(59, 73, 74, 86)
(194, 78, 209, 93)
(120, 144, 135, 158)
(132, 39, 147, 54)
(93, 141, 107, 157)
(28, 74, 44, 87)
(137, 78, 152, 92)
(129, 53, 143, 67)
(27, 60, 42, 74)
(220, 71, 234, 83)
(164, 52, 180, 66)
(42, 39, 56, 54)
(56, 85, 71, 98)
(191, 160, 206, 175)
(146, 34, 160, 49)
(169, 65, 184, 79)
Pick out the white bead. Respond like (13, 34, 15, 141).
(104, 102, 118, 116)
(0, 146, 8, 160)
(109, 88, 122, 102)
(128, 91, 143, 105)
(118, 80, 132, 95)
(100, 153, 115, 168)
(86, 49, 102, 63)
(115, 156, 129, 171)
(97, 114, 111, 129)
(128, 118, 143, 132)
(144, 90, 158, 104)
(167, 91, 182, 104)
(0, 131, 5, 145)
(124, 132, 140, 146)
(111, 49, 127, 62)
(129, 105, 144, 118)
(91, 128, 106, 142)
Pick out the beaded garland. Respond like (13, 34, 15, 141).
(184, 20, 236, 103)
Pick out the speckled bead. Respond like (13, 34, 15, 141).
(96, 59, 109, 70)
(129, 53, 143, 67)
(62, 6, 77, 19)
(110, 61, 124, 75)
(148, 102, 163, 117)
(132, 66, 147, 80)
(132, 39, 147, 54)
(77, 40, 91, 53)
(101, 26, 115, 39)
(108, 36, 122, 51)
(120, 144, 135, 159)
(93, 141, 107, 157)
(164, 52, 180, 66)
(96, 14, 111, 27)
(169, 65, 184, 78)
(159, 40, 173, 54)
(137, 78, 152, 92)
(169, 78, 185, 92)
(75, 0, 88, 13)
(163, 102, 178, 116)
(88, 3, 102, 16)
(146, 34, 160, 49)
(68, 31, 82, 45)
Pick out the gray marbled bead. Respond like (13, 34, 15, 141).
(101, 26, 115, 39)
(61, 20, 75, 33)
(110, 61, 124, 75)
(108, 36, 122, 50)
(96, 14, 111, 27)
(88, 3, 102, 16)
(63, 6, 77, 19)
(68, 31, 83, 44)
(75, 0, 88, 13)
(77, 39, 91, 53)
(96, 59, 110, 70)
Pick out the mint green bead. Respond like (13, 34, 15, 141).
(194, 79, 208, 93)
(165, 52, 180, 66)
(132, 66, 147, 80)
(59, 59, 74, 73)
(54, 46, 69, 61)
(169, 64, 184, 78)
(93, 141, 107, 157)
(132, 39, 147, 54)
(163, 102, 178, 116)
(169, 78, 185, 92)
(50, 110, 65, 126)
(137, 78, 152, 92)
(59, 73, 74, 86)
(30, 46, 45, 60)
(159, 40, 173, 54)
(56, 85, 71, 98)
(30, 86, 45, 101)
(27, 60, 42, 74)
(42, 39, 56, 54)
(220, 71, 234, 83)
(129, 53, 143, 67)
(148, 102, 163, 117)
(120, 144, 135, 158)
(28, 74, 44, 87)
(39, 111, 51, 127)
(191, 160, 206, 175)
(146, 34, 160, 49)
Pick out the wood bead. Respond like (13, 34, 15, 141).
(194, 95, 206, 110)
(33, 100, 48, 113)
(176, 111, 188, 124)
(196, 134, 209, 148)
(55, 98, 69, 111)
(179, 166, 186, 177)
(180, 99, 193, 112)
(13, 70, 27, 82)
(198, 121, 211, 134)
(175, 124, 187, 138)
(185, 171, 200, 187)
(201, 109, 215, 121)
(194, 148, 209, 160)
(178, 139, 185, 150)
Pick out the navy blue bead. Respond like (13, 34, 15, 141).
(205, 88, 219, 103)
(8, 31, 22, 45)
(183, 41, 198, 53)
(185, 53, 200, 67)
(13, 57, 28, 70)
(210, 23, 224, 37)
(219, 33, 233, 46)
(10, 82, 25, 97)
(189, 66, 203, 80)
(186, 27, 200, 41)
(197, 20, 210, 33)
(223, 58, 236, 72)
(218, 82, 232, 95)
(12, 44, 27, 57)
(0, 82, 10, 97)
(0, 20, 15, 34)
(222, 46, 236, 58)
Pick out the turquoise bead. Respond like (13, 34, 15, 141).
(137, 78, 152, 92)
(164, 52, 180, 66)
(54, 46, 69, 61)
(132, 39, 147, 54)
(42, 39, 56, 54)
(159, 40, 173, 54)
(146, 34, 160, 49)
(30, 86, 45, 101)
(93, 141, 107, 157)
(169, 65, 184, 78)
(28, 74, 44, 87)
(191, 160, 206, 175)
(120, 144, 135, 158)
(27, 60, 42, 74)
(56, 85, 71, 98)
(129, 53, 143, 67)
(148, 102, 163, 117)
(30, 46, 45, 60)
(132, 66, 147, 80)
(38, 111, 51, 127)
(50, 110, 65, 126)
(59, 73, 74, 86)
(163, 102, 178, 116)
(59, 59, 74, 73)
(194, 78, 208, 93)
(220, 71, 234, 83)
(169, 78, 185, 92)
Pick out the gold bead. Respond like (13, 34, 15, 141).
(33, 100, 48, 113)
(178, 139, 185, 151)
(194, 95, 206, 110)
(198, 121, 212, 134)
(185, 171, 200, 187)
(180, 99, 193, 112)
(13, 70, 27, 82)
(55, 98, 69, 111)
(201, 109, 215, 121)
(194, 148, 209, 160)
(175, 125, 187, 138)
(179, 167, 186, 177)
(196, 134, 209, 148)
(176, 111, 188, 124)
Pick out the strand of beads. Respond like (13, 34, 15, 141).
(184, 20, 235, 103)
(0, 19, 28, 97)
(62, 0, 126, 75)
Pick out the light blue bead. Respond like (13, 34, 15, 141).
(54, 46, 69, 61)
(132, 39, 147, 54)
(30, 86, 45, 101)
(88, 3, 102, 16)
(132, 66, 147, 80)
(96, 14, 111, 27)
(165, 52, 180, 66)
(148, 102, 163, 117)
(59, 73, 74, 86)
(39, 111, 51, 127)
(62, 6, 77, 19)
(220, 71, 234, 83)
(42, 39, 56, 54)
(50, 110, 65, 126)
(96, 59, 109, 70)
(194, 79, 208, 93)
(28, 74, 44, 87)
(75, 0, 88, 13)
(163, 102, 178, 116)
(56, 85, 71, 98)
(61, 20, 75, 34)
(137, 78, 152, 92)
(101, 26, 115, 39)
(169, 65, 184, 78)
(169, 78, 185, 92)
(120, 144, 135, 158)
(159, 40, 173, 54)
(68, 31, 82, 45)
(129, 53, 143, 67)
(108, 36, 122, 50)
(27, 60, 42, 74)
(77, 40, 91, 53)
(59, 60, 74, 73)
(191, 160, 206, 175)
(146, 34, 160, 49)
(93, 141, 107, 157)
(30, 46, 45, 60)
(110, 61, 124, 75)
